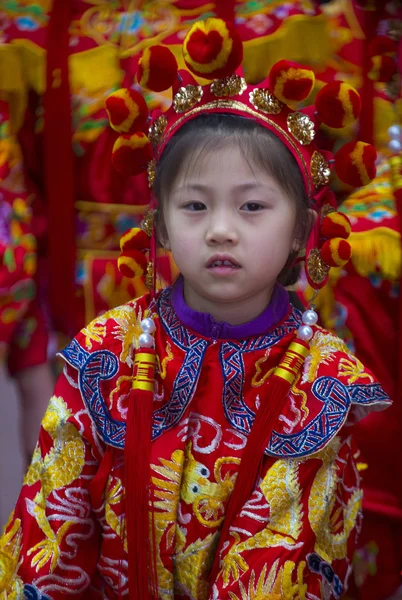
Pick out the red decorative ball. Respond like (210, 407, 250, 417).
(335, 141, 377, 188)
(316, 82, 361, 128)
(105, 89, 148, 134)
(368, 55, 397, 83)
(183, 18, 243, 80)
(137, 45, 178, 92)
(321, 212, 351, 240)
(118, 250, 148, 278)
(321, 238, 352, 268)
(120, 227, 150, 252)
(269, 60, 315, 105)
(112, 132, 153, 176)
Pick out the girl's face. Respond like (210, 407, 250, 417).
(162, 144, 300, 324)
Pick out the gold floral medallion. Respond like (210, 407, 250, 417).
(307, 248, 329, 286)
(287, 112, 315, 145)
(249, 89, 283, 114)
(210, 75, 247, 97)
(149, 115, 167, 147)
(147, 159, 156, 188)
(173, 85, 203, 113)
(310, 151, 331, 188)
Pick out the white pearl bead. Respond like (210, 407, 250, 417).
(140, 317, 156, 334)
(302, 309, 318, 326)
(297, 325, 313, 342)
(388, 125, 402, 139)
(138, 332, 154, 348)
(389, 139, 402, 152)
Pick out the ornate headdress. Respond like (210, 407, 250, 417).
(106, 17, 376, 293)
(104, 18, 377, 599)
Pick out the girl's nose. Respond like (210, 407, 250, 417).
(205, 216, 239, 245)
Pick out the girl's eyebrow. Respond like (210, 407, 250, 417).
(173, 182, 278, 194)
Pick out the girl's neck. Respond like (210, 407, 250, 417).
(183, 280, 275, 326)
(171, 278, 290, 340)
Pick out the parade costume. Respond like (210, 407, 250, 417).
(0, 15, 390, 600)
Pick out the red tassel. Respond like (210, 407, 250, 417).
(209, 337, 309, 586)
(125, 348, 157, 599)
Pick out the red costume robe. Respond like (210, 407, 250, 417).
(0, 285, 389, 598)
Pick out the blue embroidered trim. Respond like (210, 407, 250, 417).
(266, 377, 389, 458)
(60, 339, 125, 448)
(24, 585, 52, 600)
(61, 289, 389, 456)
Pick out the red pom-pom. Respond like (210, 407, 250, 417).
(321, 212, 351, 240)
(137, 45, 178, 92)
(368, 55, 397, 82)
(368, 35, 397, 57)
(118, 250, 148, 278)
(316, 82, 361, 128)
(183, 18, 243, 80)
(105, 89, 148, 134)
(269, 60, 315, 105)
(112, 132, 153, 176)
(335, 141, 377, 188)
(120, 227, 150, 252)
(321, 238, 352, 268)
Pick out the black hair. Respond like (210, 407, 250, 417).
(154, 114, 314, 286)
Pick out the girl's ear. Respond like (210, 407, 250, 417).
(292, 208, 316, 252)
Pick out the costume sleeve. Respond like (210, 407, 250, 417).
(0, 364, 104, 598)
(211, 432, 361, 600)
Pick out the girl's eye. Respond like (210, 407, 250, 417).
(184, 202, 206, 211)
(241, 202, 264, 212)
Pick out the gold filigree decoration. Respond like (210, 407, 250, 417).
(149, 115, 167, 147)
(287, 112, 315, 145)
(145, 261, 154, 289)
(249, 89, 282, 115)
(307, 248, 329, 286)
(173, 85, 203, 113)
(210, 75, 247, 98)
(310, 151, 331, 188)
(141, 210, 154, 237)
(147, 159, 156, 188)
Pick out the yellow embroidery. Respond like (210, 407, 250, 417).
(158, 341, 174, 379)
(227, 559, 307, 600)
(182, 444, 239, 528)
(151, 449, 185, 599)
(105, 476, 126, 550)
(23, 396, 86, 573)
(303, 331, 350, 383)
(110, 375, 132, 411)
(338, 357, 374, 385)
(174, 533, 218, 600)
(0, 513, 24, 596)
(308, 438, 362, 563)
(222, 459, 303, 586)
(290, 372, 309, 425)
(251, 350, 274, 387)
(81, 321, 107, 350)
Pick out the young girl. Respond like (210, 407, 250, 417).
(0, 18, 391, 600)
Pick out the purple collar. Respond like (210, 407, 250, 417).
(170, 278, 290, 340)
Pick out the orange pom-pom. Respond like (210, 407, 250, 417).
(368, 35, 397, 57)
(368, 55, 397, 82)
(335, 141, 377, 188)
(321, 238, 352, 268)
(112, 132, 153, 175)
(137, 45, 178, 92)
(316, 82, 361, 128)
(269, 60, 315, 105)
(118, 250, 147, 278)
(105, 89, 148, 134)
(321, 212, 351, 240)
(183, 18, 243, 80)
(120, 227, 150, 252)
